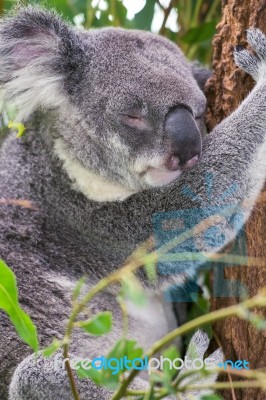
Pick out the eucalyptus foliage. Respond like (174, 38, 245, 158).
(0, 0, 221, 64)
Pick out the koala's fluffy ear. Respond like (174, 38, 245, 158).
(0, 6, 85, 120)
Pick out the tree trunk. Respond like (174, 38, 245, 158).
(205, 1, 266, 399)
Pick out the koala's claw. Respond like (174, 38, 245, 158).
(234, 47, 259, 79)
(234, 28, 266, 81)
(235, 44, 245, 52)
(177, 330, 224, 400)
(247, 28, 266, 61)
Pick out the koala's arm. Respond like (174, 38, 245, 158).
(145, 30, 266, 296)
(153, 29, 266, 246)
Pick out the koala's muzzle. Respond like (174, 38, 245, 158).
(164, 107, 202, 171)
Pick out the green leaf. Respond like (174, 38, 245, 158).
(79, 311, 112, 336)
(186, 295, 212, 345)
(72, 276, 86, 301)
(144, 256, 157, 283)
(43, 339, 62, 357)
(0, 103, 17, 123)
(0, 259, 38, 352)
(134, 0, 156, 30)
(76, 361, 103, 385)
(250, 315, 266, 330)
(9, 308, 39, 352)
(122, 273, 147, 307)
(143, 381, 156, 400)
(181, 20, 217, 44)
(201, 395, 224, 400)
(241, 310, 266, 330)
(8, 121, 26, 138)
(0, 259, 18, 304)
(150, 370, 173, 392)
(102, 339, 144, 389)
(113, 1, 127, 26)
(162, 345, 180, 379)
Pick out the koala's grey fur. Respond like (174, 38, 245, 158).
(0, 6, 266, 400)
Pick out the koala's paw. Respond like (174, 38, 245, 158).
(9, 352, 112, 400)
(234, 28, 266, 81)
(177, 330, 224, 400)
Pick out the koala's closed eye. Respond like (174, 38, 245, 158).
(118, 112, 149, 130)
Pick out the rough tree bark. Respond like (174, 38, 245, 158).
(205, 1, 266, 399)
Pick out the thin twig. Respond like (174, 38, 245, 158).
(0, 198, 37, 209)
(179, 380, 265, 391)
(213, 330, 237, 400)
(159, 0, 176, 35)
(63, 345, 81, 400)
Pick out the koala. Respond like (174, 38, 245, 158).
(0, 6, 266, 400)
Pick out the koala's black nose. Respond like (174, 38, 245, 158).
(164, 107, 202, 170)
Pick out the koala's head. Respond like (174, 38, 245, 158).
(0, 7, 206, 202)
